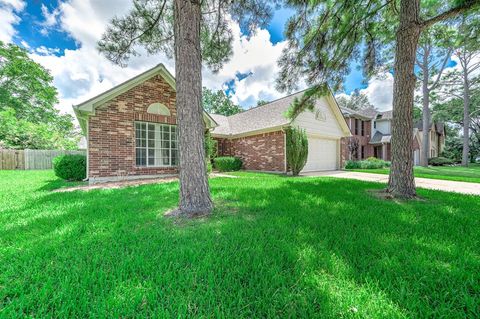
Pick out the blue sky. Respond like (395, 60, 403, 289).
(10, 1, 367, 92)
(6, 0, 457, 114)
(13, 0, 77, 54)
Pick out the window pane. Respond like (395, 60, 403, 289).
(171, 149, 178, 165)
(163, 130, 170, 141)
(136, 148, 146, 166)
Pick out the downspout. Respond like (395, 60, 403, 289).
(83, 119, 90, 182)
(284, 129, 287, 173)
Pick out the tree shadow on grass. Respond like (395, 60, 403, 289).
(1, 174, 479, 318)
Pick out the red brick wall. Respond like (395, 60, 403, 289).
(214, 130, 286, 172)
(88, 75, 178, 181)
(340, 117, 373, 167)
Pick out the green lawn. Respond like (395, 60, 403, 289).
(350, 164, 480, 183)
(1, 170, 479, 318)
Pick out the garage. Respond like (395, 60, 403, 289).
(302, 136, 338, 172)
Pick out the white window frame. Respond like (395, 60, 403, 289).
(135, 121, 178, 167)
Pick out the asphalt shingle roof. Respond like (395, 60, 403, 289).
(414, 120, 445, 135)
(210, 91, 306, 136)
(340, 107, 380, 119)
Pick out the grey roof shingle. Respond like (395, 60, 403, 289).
(340, 107, 379, 119)
(413, 120, 445, 134)
(370, 131, 391, 144)
(210, 91, 306, 136)
(377, 110, 393, 120)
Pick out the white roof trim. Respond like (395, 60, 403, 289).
(74, 64, 176, 114)
(326, 92, 353, 137)
(72, 64, 217, 132)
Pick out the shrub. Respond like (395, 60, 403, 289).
(345, 160, 361, 169)
(428, 157, 454, 166)
(213, 156, 242, 172)
(286, 127, 308, 176)
(206, 161, 213, 173)
(53, 154, 86, 181)
(345, 158, 390, 169)
(360, 157, 389, 169)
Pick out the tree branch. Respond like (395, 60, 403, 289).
(429, 49, 453, 91)
(421, 0, 480, 29)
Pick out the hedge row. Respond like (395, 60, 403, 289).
(345, 157, 391, 169)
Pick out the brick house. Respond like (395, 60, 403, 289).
(340, 106, 445, 166)
(74, 64, 351, 183)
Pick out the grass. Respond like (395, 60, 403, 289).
(350, 163, 480, 183)
(1, 170, 479, 318)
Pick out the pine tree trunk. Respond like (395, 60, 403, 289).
(421, 60, 430, 167)
(173, 0, 213, 216)
(387, 0, 421, 198)
(462, 68, 470, 166)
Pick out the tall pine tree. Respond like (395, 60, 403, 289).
(277, 0, 480, 198)
(98, 0, 279, 216)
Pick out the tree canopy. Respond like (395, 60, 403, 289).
(277, 0, 479, 117)
(0, 41, 80, 150)
(98, 0, 280, 70)
(202, 87, 242, 116)
(336, 89, 374, 110)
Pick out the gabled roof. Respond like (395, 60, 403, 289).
(376, 110, 393, 120)
(414, 120, 445, 135)
(73, 64, 217, 132)
(370, 131, 391, 144)
(340, 106, 379, 120)
(210, 90, 350, 137)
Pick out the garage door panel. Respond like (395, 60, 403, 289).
(302, 137, 338, 172)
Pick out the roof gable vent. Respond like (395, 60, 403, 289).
(147, 103, 170, 116)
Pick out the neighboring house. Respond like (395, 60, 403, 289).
(340, 106, 445, 165)
(74, 64, 350, 183)
(413, 120, 446, 159)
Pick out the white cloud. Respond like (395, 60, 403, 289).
(0, 0, 25, 42)
(4, 0, 290, 123)
(21, 0, 289, 119)
(337, 73, 394, 111)
(35, 45, 60, 55)
(39, 3, 61, 31)
(360, 73, 394, 111)
(202, 23, 287, 108)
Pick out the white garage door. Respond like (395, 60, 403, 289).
(302, 137, 338, 172)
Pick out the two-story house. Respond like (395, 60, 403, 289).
(340, 106, 445, 166)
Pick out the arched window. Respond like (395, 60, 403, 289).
(147, 103, 170, 116)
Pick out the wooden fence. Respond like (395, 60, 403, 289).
(0, 149, 85, 170)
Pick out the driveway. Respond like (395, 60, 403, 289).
(302, 170, 480, 195)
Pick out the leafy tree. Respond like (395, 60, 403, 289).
(0, 41, 58, 123)
(286, 127, 308, 176)
(434, 83, 480, 162)
(336, 89, 374, 110)
(98, 0, 279, 217)
(0, 42, 80, 150)
(440, 15, 480, 165)
(0, 108, 79, 150)
(276, 0, 480, 198)
(256, 99, 269, 107)
(415, 22, 454, 167)
(202, 87, 242, 116)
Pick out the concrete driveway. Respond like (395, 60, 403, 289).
(302, 170, 480, 196)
